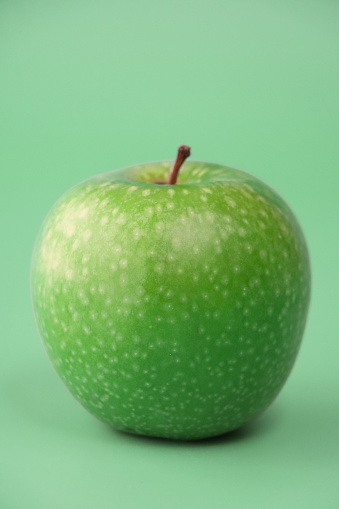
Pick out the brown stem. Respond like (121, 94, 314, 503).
(168, 145, 191, 185)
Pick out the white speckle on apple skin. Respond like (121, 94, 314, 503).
(31, 161, 311, 440)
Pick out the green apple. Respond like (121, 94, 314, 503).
(31, 146, 311, 440)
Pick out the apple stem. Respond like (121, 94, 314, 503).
(168, 145, 191, 185)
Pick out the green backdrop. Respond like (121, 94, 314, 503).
(1, 0, 338, 508)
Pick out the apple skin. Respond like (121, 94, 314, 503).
(31, 161, 311, 440)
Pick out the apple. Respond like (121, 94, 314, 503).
(31, 146, 311, 440)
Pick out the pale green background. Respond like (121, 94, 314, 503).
(1, 1, 338, 508)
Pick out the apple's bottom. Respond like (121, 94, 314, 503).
(105, 417, 262, 442)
